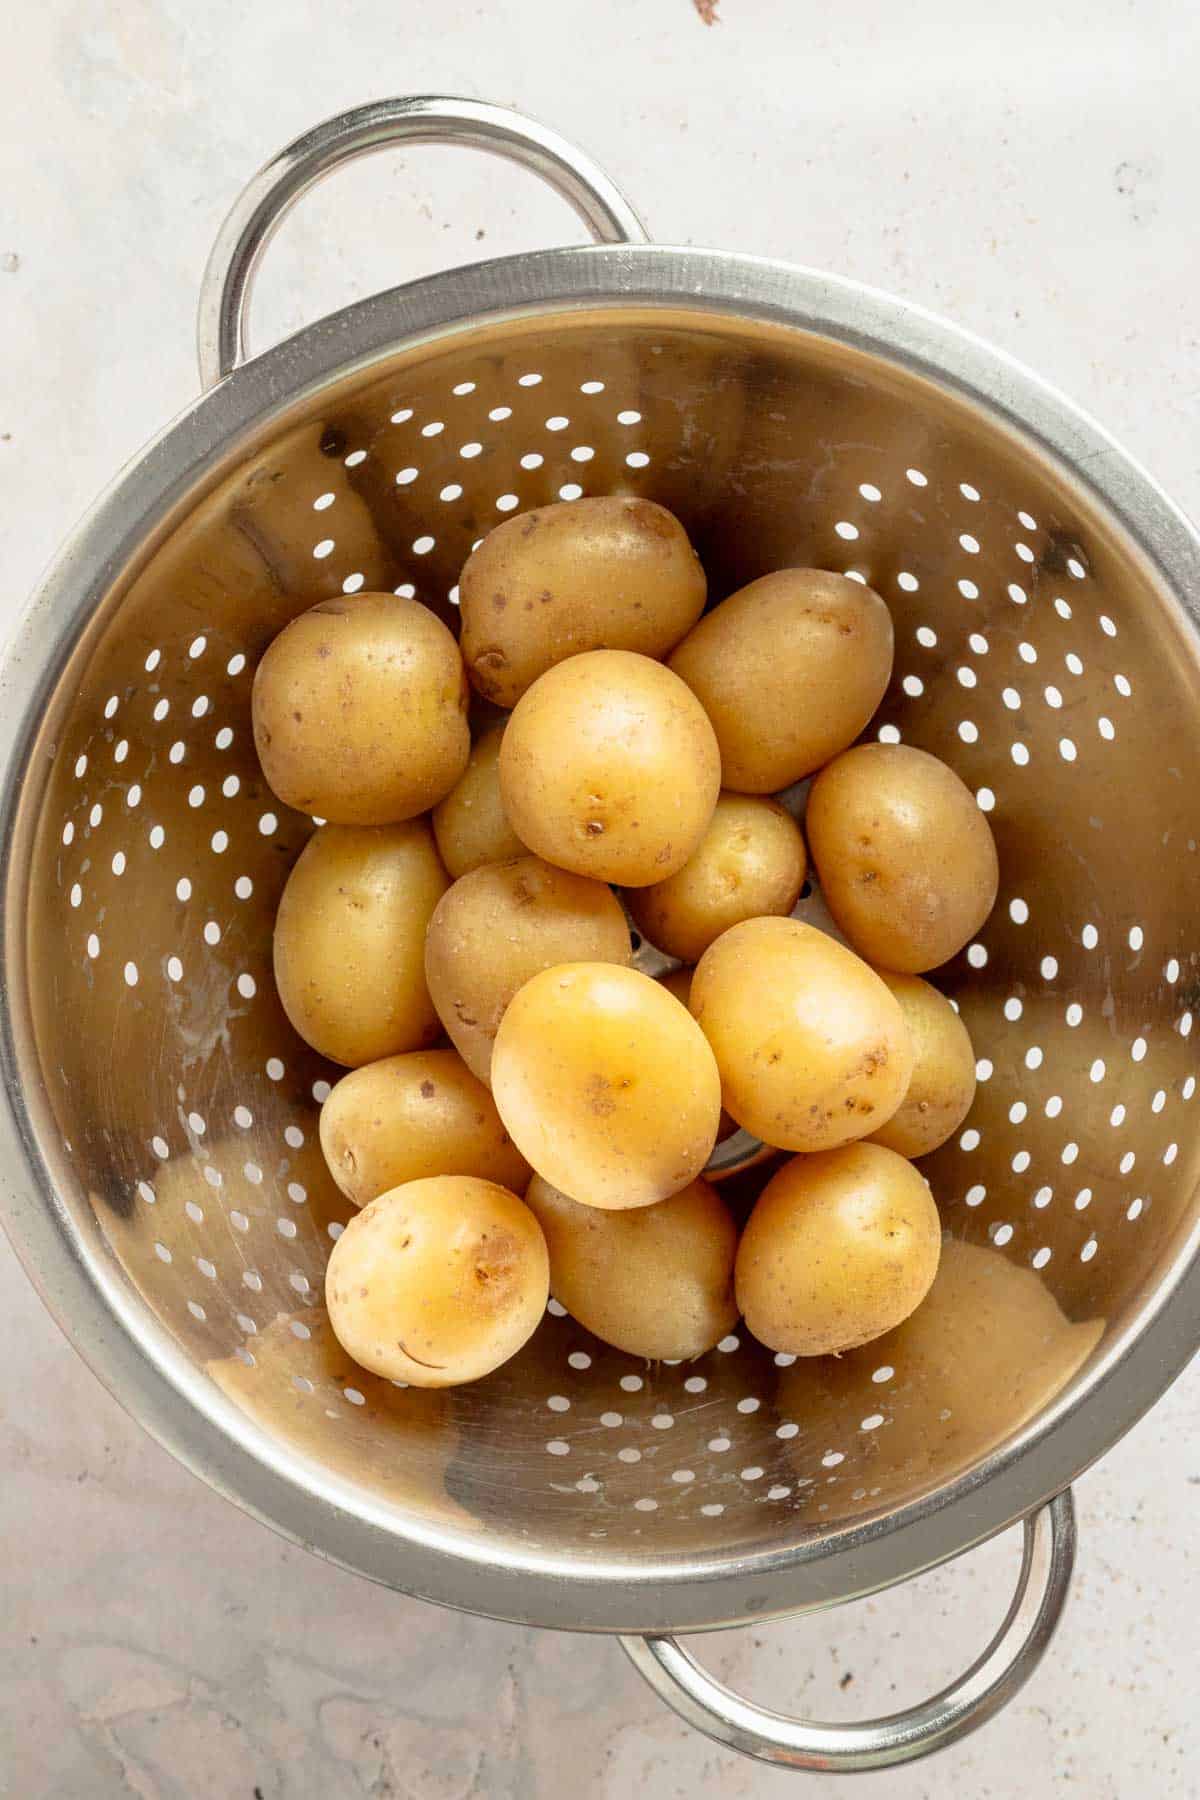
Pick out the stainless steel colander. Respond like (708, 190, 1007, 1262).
(2, 97, 1198, 1775)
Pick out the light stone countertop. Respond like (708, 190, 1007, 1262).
(2, 2, 1198, 1794)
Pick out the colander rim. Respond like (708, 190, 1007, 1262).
(1, 241, 1198, 1633)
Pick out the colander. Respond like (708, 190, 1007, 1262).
(2, 96, 1198, 1776)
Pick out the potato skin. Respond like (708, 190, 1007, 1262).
(460, 496, 706, 707)
(274, 822, 447, 1066)
(252, 592, 469, 824)
(319, 1050, 531, 1206)
(735, 1144, 941, 1356)
(690, 917, 914, 1153)
(499, 650, 721, 885)
(628, 793, 807, 963)
(325, 1177, 549, 1386)
(491, 963, 722, 1210)
(667, 570, 894, 792)
(431, 725, 526, 878)
(524, 1173, 738, 1360)
(868, 974, 976, 1158)
(806, 744, 999, 973)
(424, 855, 631, 1084)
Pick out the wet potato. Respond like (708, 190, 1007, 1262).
(252, 591, 470, 825)
(668, 569, 894, 792)
(491, 963, 723, 1210)
(524, 1172, 738, 1361)
(424, 855, 631, 1084)
(690, 916, 914, 1153)
(499, 649, 721, 886)
(431, 724, 526, 878)
(736, 1143, 942, 1356)
(319, 1050, 531, 1206)
(274, 821, 448, 1066)
(868, 973, 977, 1158)
(325, 1177, 549, 1386)
(629, 792, 807, 963)
(806, 743, 999, 973)
(460, 495, 706, 707)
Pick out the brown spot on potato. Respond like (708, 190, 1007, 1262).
(419, 1080, 436, 1099)
(492, 592, 508, 612)
(586, 1074, 617, 1117)
(625, 498, 674, 541)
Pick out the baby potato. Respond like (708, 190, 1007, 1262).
(252, 591, 469, 824)
(690, 917, 913, 1152)
(424, 855, 631, 1084)
(325, 1177, 549, 1386)
(868, 973, 976, 1158)
(492, 963, 722, 1209)
(668, 570, 894, 792)
(431, 725, 526, 878)
(629, 793, 807, 963)
(736, 1143, 941, 1356)
(806, 744, 999, 972)
(499, 650, 721, 885)
(274, 822, 447, 1066)
(524, 1172, 738, 1360)
(319, 1050, 531, 1206)
(460, 496, 706, 707)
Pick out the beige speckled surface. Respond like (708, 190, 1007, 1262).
(1, 2, 1198, 1793)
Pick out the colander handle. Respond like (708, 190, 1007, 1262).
(620, 1489, 1075, 1774)
(196, 96, 648, 390)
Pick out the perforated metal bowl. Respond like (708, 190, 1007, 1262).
(2, 99, 1198, 1774)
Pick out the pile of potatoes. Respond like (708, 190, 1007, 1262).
(252, 496, 997, 1388)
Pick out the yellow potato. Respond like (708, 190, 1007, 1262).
(868, 974, 976, 1158)
(806, 744, 999, 972)
(628, 793, 807, 963)
(252, 591, 469, 824)
(499, 650, 721, 885)
(524, 1173, 738, 1360)
(325, 1177, 549, 1386)
(319, 1050, 531, 1206)
(459, 496, 706, 707)
(274, 822, 447, 1066)
(492, 963, 722, 1209)
(690, 917, 913, 1152)
(736, 1144, 941, 1356)
(667, 570, 894, 792)
(424, 856, 631, 1084)
(431, 725, 526, 878)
